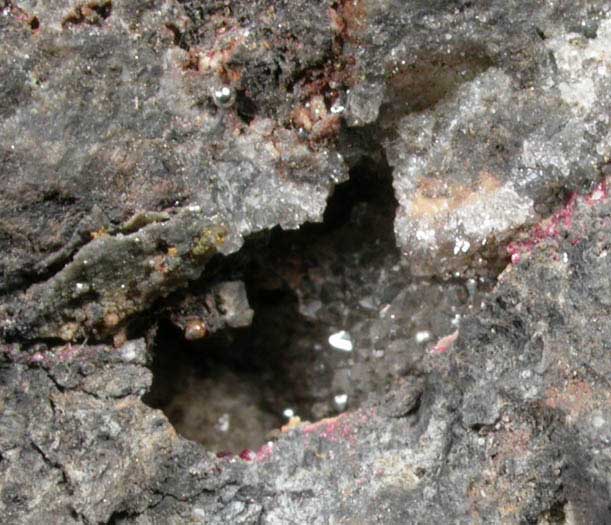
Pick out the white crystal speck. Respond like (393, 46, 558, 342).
(334, 394, 348, 411)
(328, 330, 353, 352)
(415, 331, 431, 343)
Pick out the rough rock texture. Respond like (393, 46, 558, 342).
(2, 183, 611, 523)
(348, 1, 611, 275)
(0, 0, 347, 342)
(1, 0, 611, 523)
(141, 163, 488, 448)
(2, 0, 609, 341)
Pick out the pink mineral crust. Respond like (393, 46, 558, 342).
(256, 442, 274, 462)
(57, 343, 85, 362)
(430, 330, 459, 355)
(28, 352, 45, 364)
(239, 449, 256, 462)
(510, 252, 522, 265)
(507, 178, 609, 264)
(236, 443, 274, 463)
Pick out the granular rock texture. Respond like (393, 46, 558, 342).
(1, 181, 610, 523)
(0, 0, 347, 342)
(1, 0, 611, 523)
(349, 1, 611, 275)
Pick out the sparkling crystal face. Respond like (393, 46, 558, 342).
(328, 330, 354, 352)
(213, 86, 235, 108)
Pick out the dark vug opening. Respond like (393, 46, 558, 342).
(144, 152, 401, 453)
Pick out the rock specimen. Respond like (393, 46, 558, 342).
(2, 181, 610, 523)
(342, 1, 611, 275)
(0, 0, 347, 342)
(0, 0, 610, 523)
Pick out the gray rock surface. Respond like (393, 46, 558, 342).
(344, 1, 611, 275)
(1, 0, 610, 523)
(2, 188, 610, 523)
(0, 0, 347, 341)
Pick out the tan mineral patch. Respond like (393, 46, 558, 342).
(544, 379, 602, 424)
(373, 455, 421, 490)
(408, 172, 503, 221)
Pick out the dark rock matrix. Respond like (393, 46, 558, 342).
(0, 1, 610, 523)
